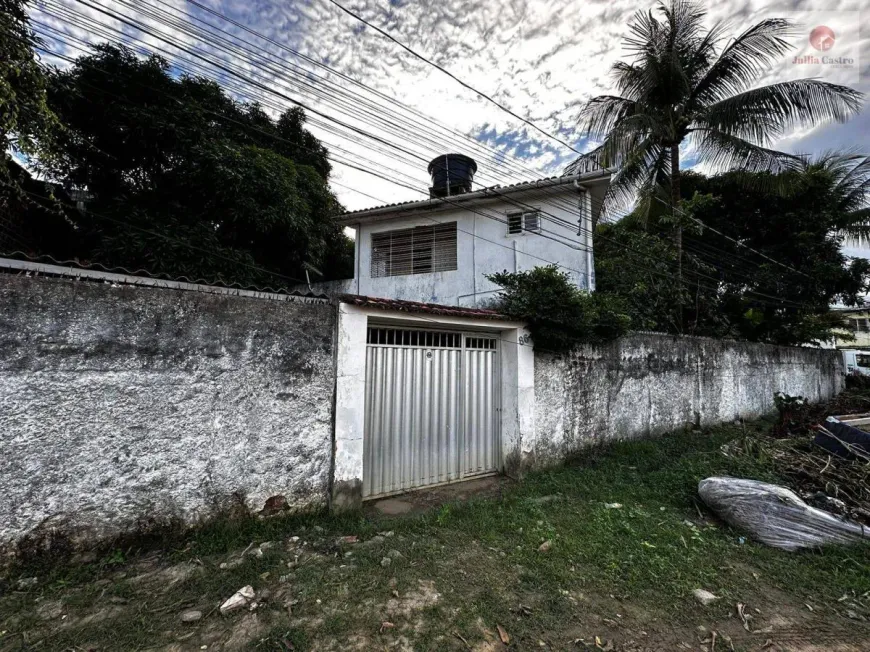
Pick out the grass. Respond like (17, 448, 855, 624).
(2, 416, 870, 651)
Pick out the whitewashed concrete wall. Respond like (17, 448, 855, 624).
(0, 275, 336, 551)
(534, 333, 844, 464)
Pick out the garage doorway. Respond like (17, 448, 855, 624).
(362, 326, 500, 498)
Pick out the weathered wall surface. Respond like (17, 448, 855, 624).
(534, 333, 844, 464)
(0, 275, 336, 550)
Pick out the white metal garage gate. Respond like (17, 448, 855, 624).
(362, 326, 501, 498)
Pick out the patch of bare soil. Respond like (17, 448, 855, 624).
(367, 476, 514, 518)
(555, 583, 870, 652)
(3, 531, 869, 652)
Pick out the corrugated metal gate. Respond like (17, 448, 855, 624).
(363, 327, 500, 498)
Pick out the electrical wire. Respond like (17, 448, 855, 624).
(25, 1, 816, 309)
(27, 25, 811, 310)
(324, 0, 583, 155)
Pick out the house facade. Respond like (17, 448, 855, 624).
(324, 154, 611, 307)
(832, 307, 870, 350)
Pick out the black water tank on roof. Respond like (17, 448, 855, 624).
(428, 154, 477, 198)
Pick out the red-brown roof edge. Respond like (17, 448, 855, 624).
(338, 294, 510, 321)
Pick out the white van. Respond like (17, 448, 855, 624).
(842, 350, 870, 376)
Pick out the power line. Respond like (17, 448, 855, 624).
(30, 24, 808, 309)
(652, 195, 814, 280)
(27, 2, 814, 309)
(27, 35, 600, 284)
(39, 0, 814, 292)
(324, 0, 583, 155)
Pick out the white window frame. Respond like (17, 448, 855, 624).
(506, 210, 542, 236)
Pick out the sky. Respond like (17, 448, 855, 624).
(27, 0, 868, 225)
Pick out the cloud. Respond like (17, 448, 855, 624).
(27, 0, 867, 218)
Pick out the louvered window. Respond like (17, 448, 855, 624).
(370, 222, 457, 278)
(507, 211, 541, 235)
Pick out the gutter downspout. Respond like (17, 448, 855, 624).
(472, 210, 477, 307)
(355, 222, 361, 295)
(574, 179, 594, 291)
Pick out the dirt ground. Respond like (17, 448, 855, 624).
(2, 414, 870, 651)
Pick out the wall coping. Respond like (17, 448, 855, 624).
(0, 257, 330, 305)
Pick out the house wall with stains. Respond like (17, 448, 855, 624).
(0, 274, 336, 552)
(533, 333, 844, 465)
(308, 182, 607, 308)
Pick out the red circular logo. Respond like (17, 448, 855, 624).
(809, 25, 835, 51)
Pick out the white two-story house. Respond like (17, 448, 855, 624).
(326, 154, 611, 308)
(319, 155, 612, 503)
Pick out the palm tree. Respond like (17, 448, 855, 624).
(576, 0, 864, 314)
(803, 152, 870, 245)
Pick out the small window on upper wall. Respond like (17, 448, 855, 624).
(507, 210, 541, 235)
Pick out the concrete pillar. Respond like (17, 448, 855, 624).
(331, 303, 367, 511)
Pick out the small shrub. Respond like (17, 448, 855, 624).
(771, 391, 809, 437)
(487, 265, 630, 352)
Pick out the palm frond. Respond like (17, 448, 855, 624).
(598, 115, 664, 169)
(684, 19, 730, 87)
(691, 128, 802, 175)
(601, 137, 669, 219)
(697, 80, 865, 143)
(619, 0, 705, 104)
(612, 61, 654, 101)
(577, 96, 638, 140)
(691, 18, 794, 105)
(839, 221, 870, 247)
(821, 152, 870, 214)
(623, 8, 665, 56)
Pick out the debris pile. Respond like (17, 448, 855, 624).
(723, 390, 870, 528)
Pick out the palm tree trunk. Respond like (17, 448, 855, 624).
(671, 144, 682, 332)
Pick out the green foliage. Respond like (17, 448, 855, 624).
(597, 221, 695, 334)
(0, 0, 57, 157)
(28, 44, 351, 284)
(575, 0, 864, 217)
(685, 165, 870, 345)
(487, 266, 630, 351)
(0, 0, 65, 246)
(772, 392, 809, 437)
(596, 160, 870, 346)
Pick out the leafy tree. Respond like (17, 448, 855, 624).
(685, 163, 869, 345)
(0, 0, 74, 256)
(0, 0, 56, 158)
(595, 220, 725, 335)
(37, 44, 350, 285)
(487, 266, 631, 351)
(595, 159, 870, 346)
(575, 0, 864, 299)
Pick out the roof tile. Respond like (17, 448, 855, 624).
(339, 294, 508, 320)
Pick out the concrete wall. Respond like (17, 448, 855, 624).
(0, 275, 336, 551)
(534, 333, 844, 463)
(337, 182, 606, 307)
